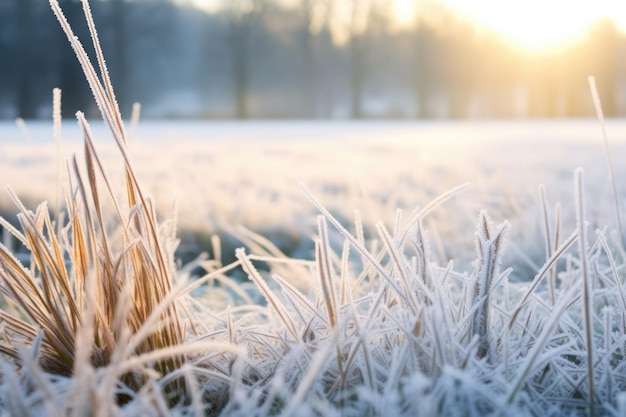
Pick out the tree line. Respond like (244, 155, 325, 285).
(2, 0, 626, 120)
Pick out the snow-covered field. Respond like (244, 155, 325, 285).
(1, 119, 626, 274)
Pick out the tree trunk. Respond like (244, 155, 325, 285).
(232, 26, 249, 119)
(350, 35, 364, 119)
(111, 0, 129, 116)
(15, 0, 35, 118)
(302, 29, 318, 118)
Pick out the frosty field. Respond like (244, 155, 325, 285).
(2, 118, 626, 276)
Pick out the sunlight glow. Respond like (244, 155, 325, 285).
(187, 0, 626, 54)
(392, 0, 416, 29)
(443, 0, 626, 53)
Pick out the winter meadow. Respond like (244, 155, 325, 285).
(4, 1, 626, 416)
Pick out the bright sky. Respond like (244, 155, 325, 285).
(441, 0, 626, 54)
(189, 0, 626, 54)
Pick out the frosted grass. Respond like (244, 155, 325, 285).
(4, 116, 626, 415)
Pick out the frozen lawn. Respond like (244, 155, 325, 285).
(1, 119, 626, 275)
(3, 116, 626, 416)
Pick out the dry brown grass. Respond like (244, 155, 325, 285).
(0, 0, 191, 404)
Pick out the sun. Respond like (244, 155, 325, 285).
(443, 0, 626, 54)
(392, 0, 417, 29)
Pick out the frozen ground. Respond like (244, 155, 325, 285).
(1, 119, 626, 278)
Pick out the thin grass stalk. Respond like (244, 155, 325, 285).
(468, 212, 509, 359)
(316, 216, 338, 328)
(588, 76, 624, 247)
(211, 234, 222, 268)
(595, 229, 626, 333)
(393, 208, 402, 237)
(129, 102, 142, 138)
(539, 185, 553, 260)
(49, 1, 120, 140)
(226, 306, 234, 344)
(603, 307, 613, 405)
(53, 88, 62, 237)
(509, 230, 578, 328)
(70, 154, 99, 270)
(235, 248, 298, 341)
(376, 221, 420, 314)
(62, 193, 87, 311)
(550, 203, 562, 304)
(14, 117, 30, 142)
(339, 240, 351, 305)
(575, 167, 596, 417)
(80, 0, 125, 140)
(354, 209, 365, 246)
(539, 185, 557, 305)
(411, 216, 429, 284)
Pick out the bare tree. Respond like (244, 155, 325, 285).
(345, 0, 392, 119)
(15, 0, 35, 118)
(348, 0, 369, 119)
(110, 0, 129, 115)
(299, 0, 330, 117)
(412, 20, 434, 118)
(226, 0, 264, 119)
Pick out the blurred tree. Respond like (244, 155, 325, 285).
(110, 0, 130, 115)
(298, 0, 331, 117)
(348, 0, 369, 119)
(587, 20, 620, 116)
(345, 0, 392, 119)
(0, 2, 9, 113)
(15, 0, 35, 118)
(442, 21, 477, 118)
(412, 20, 436, 118)
(226, 0, 265, 119)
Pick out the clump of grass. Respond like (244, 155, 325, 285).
(0, 0, 237, 410)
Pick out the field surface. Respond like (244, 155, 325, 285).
(1, 119, 626, 273)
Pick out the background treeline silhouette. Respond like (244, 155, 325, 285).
(2, 0, 626, 120)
